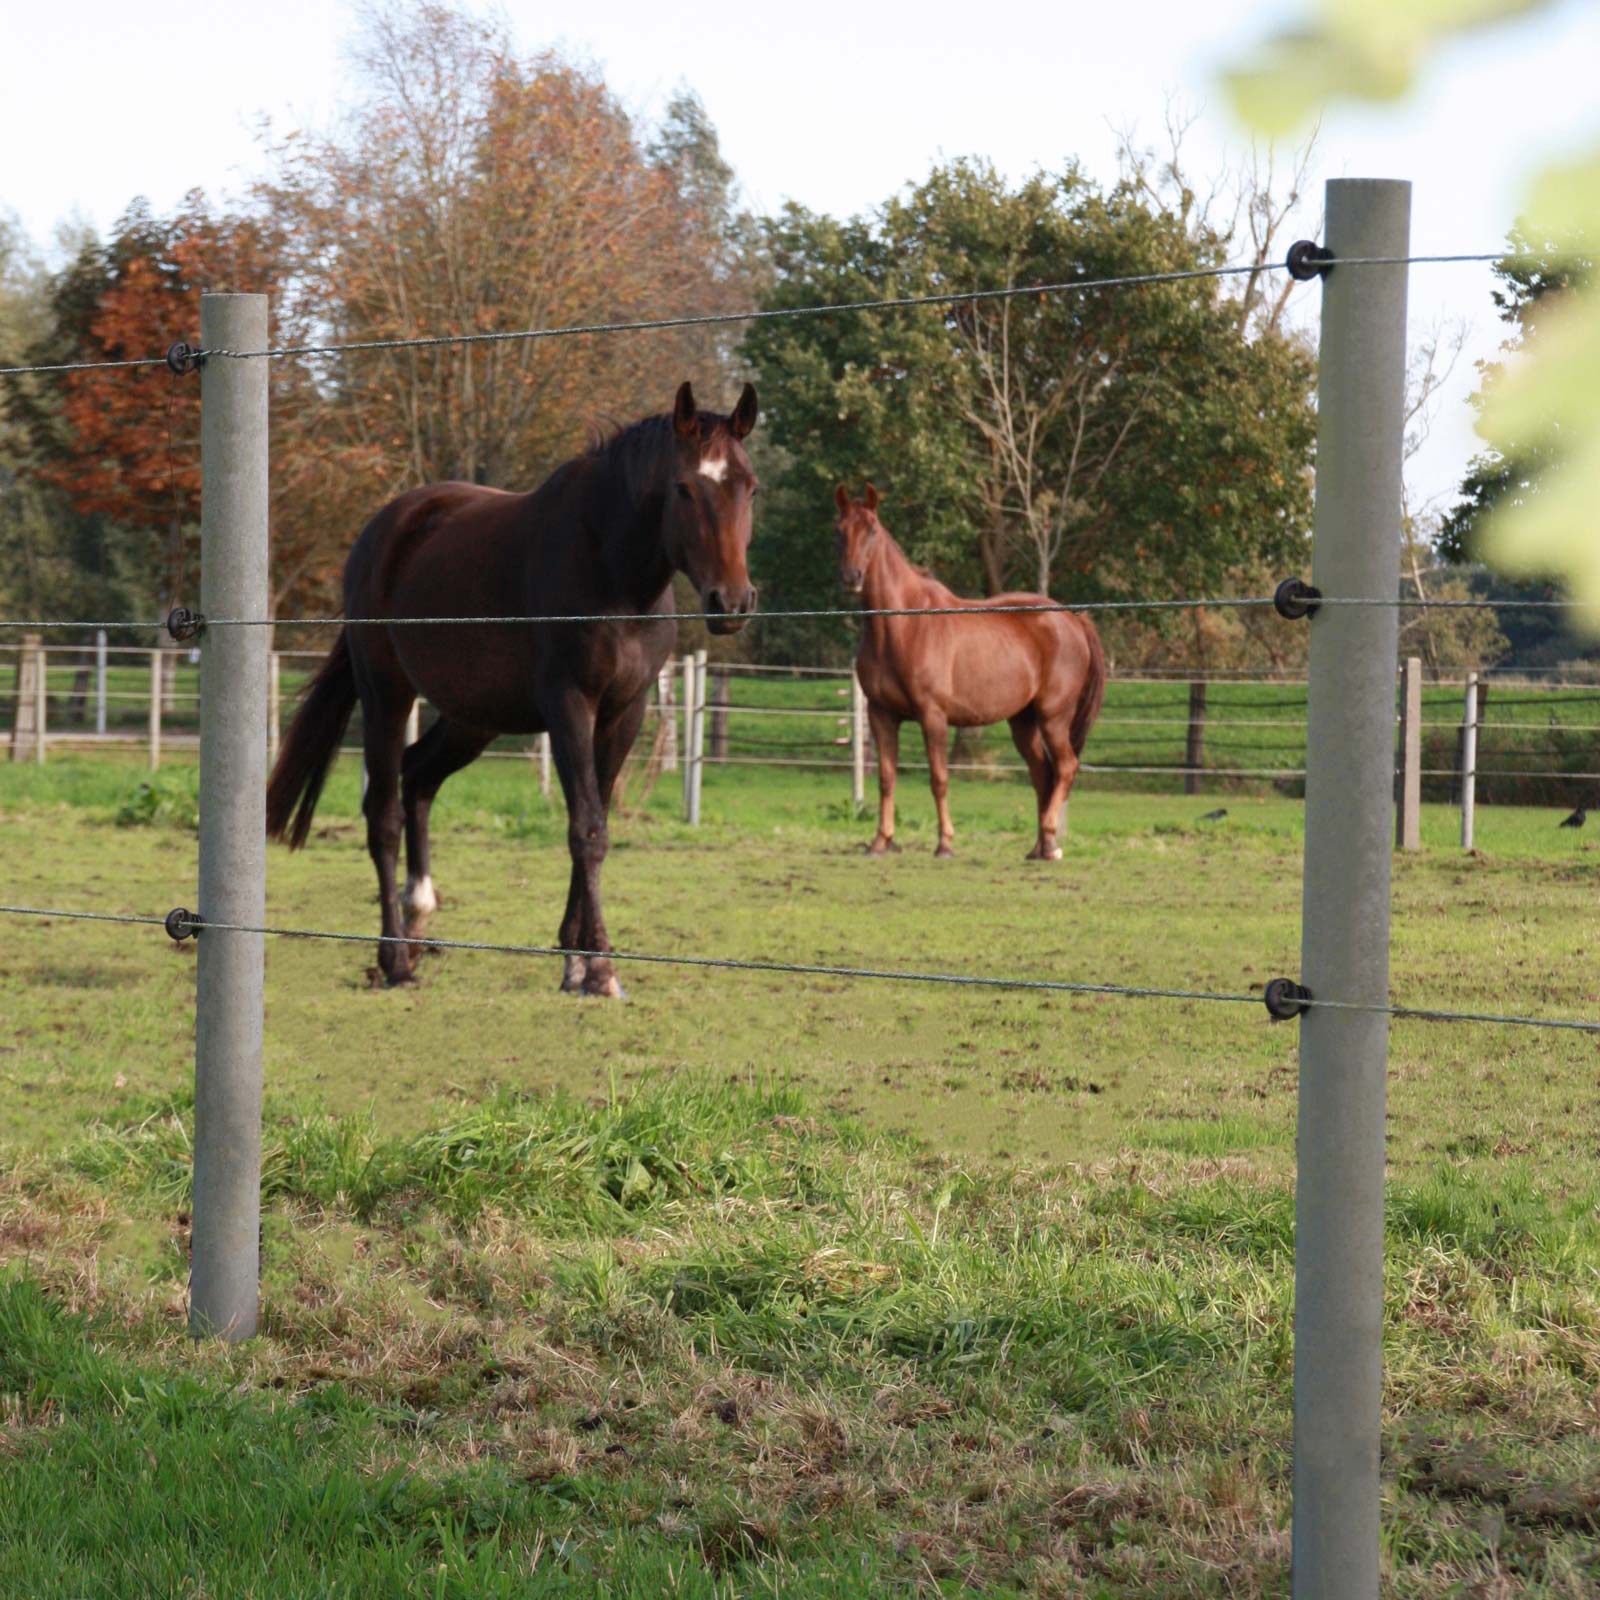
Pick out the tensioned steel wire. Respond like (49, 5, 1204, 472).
(0, 251, 1515, 378)
(1, 593, 1589, 634)
(1, 902, 1596, 1034)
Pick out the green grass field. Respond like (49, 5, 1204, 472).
(2, 754, 1598, 1596)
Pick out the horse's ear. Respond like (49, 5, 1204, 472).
(863, 483, 880, 512)
(834, 484, 851, 515)
(730, 382, 758, 439)
(673, 381, 699, 439)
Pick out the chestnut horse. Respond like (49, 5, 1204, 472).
(835, 484, 1104, 860)
(266, 381, 759, 997)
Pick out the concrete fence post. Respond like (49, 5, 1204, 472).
(190, 293, 270, 1342)
(1460, 673, 1479, 851)
(1294, 177, 1411, 1600)
(1396, 655, 1422, 850)
(95, 630, 108, 736)
(148, 650, 163, 771)
(851, 670, 867, 813)
(688, 647, 707, 825)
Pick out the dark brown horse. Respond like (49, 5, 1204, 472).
(266, 381, 759, 997)
(835, 484, 1104, 861)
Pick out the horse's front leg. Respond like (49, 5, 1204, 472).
(866, 702, 902, 855)
(548, 691, 644, 999)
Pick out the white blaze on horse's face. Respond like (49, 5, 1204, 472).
(698, 454, 729, 484)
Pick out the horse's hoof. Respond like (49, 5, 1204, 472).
(1025, 844, 1063, 862)
(582, 969, 627, 1000)
(865, 837, 901, 856)
(934, 844, 955, 859)
(560, 954, 589, 993)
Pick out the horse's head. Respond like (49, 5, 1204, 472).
(834, 483, 882, 595)
(667, 380, 760, 635)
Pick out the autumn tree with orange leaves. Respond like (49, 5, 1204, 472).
(256, 4, 748, 539)
(16, 2, 750, 623)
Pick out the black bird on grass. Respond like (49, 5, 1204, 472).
(1558, 806, 1586, 828)
(1199, 808, 1228, 822)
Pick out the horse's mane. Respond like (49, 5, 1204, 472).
(585, 410, 736, 505)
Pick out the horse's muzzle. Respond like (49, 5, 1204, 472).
(703, 585, 757, 635)
(841, 571, 865, 597)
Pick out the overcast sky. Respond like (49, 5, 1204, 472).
(5, 0, 1597, 517)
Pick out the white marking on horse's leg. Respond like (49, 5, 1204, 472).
(561, 953, 589, 992)
(402, 874, 438, 917)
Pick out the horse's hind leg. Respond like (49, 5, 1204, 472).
(1030, 707, 1081, 862)
(358, 686, 418, 986)
(1008, 709, 1057, 859)
(401, 716, 493, 943)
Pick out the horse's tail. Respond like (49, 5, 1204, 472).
(266, 631, 357, 849)
(1069, 616, 1106, 757)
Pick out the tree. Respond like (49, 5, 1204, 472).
(0, 213, 149, 628)
(257, 3, 750, 513)
(743, 159, 1316, 660)
(1438, 224, 1593, 565)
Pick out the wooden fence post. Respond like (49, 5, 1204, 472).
(95, 630, 108, 736)
(658, 666, 677, 772)
(267, 652, 281, 770)
(537, 731, 552, 797)
(1396, 654, 1422, 850)
(1184, 680, 1207, 795)
(689, 648, 707, 825)
(149, 649, 163, 771)
(681, 652, 695, 816)
(709, 668, 729, 761)
(33, 644, 46, 764)
(8, 635, 42, 762)
(1460, 673, 1479, 851)
(851, 671, 867, 813)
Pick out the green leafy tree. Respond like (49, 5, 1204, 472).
(1439, 224, 1593, 564)
(0, 214, 147, 632)
(742, 160, 1316, 661)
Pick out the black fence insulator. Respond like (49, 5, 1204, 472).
(1286, 241, 1336, 281)
(1263, 977, 1312, 1021)
(164, 908, 200, 942)
(165, 606, 204, 642)
(1273, 578, 1323, 621)
(165, 342, 203, 376)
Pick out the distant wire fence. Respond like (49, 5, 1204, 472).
(7, 637, 1600, 808)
